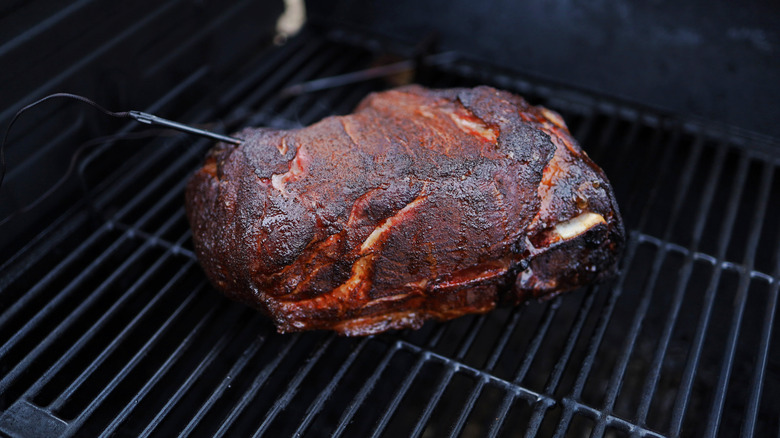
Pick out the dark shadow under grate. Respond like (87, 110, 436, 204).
(1, 29, 779, 438)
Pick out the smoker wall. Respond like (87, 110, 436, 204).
(307, 0, 780, 138)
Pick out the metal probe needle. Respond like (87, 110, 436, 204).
(129, 111, 243, 145)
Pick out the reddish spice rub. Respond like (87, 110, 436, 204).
(185, 85, 624, 335)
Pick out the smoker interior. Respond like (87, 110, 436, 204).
(1, 10, 780, 438)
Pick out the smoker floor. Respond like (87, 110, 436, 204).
(1, 29, 778, 437)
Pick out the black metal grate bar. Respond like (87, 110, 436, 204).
(565, 399, 667, 438)
(0, 0, 95, 58)
(624, 139, 739, 437)
(553, 233, 642, 437)
(251, 335, 336, 437)
(218, 39, 329, 124)
(397, 340, 546, 401)
(3, 73, 206, 273)
(19, 235, 192, 404)
(632, 232, 776, 281)
(590, 235, 668, 436)
(622, 123, 680, 233)
(0, 141, 206, 397)
(97, 310, 238, 436)
(0, 222, 107, 335)
(107, 304, 247, 437)
(176, 333, 267, 437)
(628, 123, 678, 228)
(143, 1, 254, 79)
(368, 352, 431, 437)
(0, 0, 185, 125)
(213, 32, 310, 110)
(60, 284, 216, 437)
(366, 324, 451, 437)
(408, 367, 455, 438)
(4, 118, 84, 187)
(487, 301, 561, 437)
(649, 134, 705, 238)
(0, 226, 128, 393)
(292, 338, 369, 437)
(331, 342, 399, 438)
(402, 315, 492, 436)
(631, 176, 696, 426)
(76, 67, 213, 206)
(47, 263, 203, 413)
(211, 335, 301, 438)
(743, 274, 778, 437)
(741, 165, 779, 436)
(666, 142, 737, 435)
(522, 286, 600, 437)
(0, 206, 89, 291)
(447, 307, 525, 437)
(704, 155, 773, 436)
(0, 54, 234, 422)
(0, 64, 213, 386)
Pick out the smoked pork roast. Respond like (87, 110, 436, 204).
(185, 85, 624, 335)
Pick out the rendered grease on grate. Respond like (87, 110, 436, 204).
(185, 86, 624, 335)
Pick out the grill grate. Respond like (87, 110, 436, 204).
(1, 28, 779, 437)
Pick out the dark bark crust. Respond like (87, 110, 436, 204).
(185, 86, 624, 335)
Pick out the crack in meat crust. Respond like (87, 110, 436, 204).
(185, 85, 624, 335)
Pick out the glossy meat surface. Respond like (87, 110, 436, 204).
(185, 86, 624, 335)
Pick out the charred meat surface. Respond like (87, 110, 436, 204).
(185, 85, 624, 335)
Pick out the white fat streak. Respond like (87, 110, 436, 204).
(555, 212, 606, 239)
(337, 257, 371, 291)
(270, 145, 307, 197)
(271, 174, 287, 195)
(360, 196, 427, 253)
(405, 278, 428, 289)
(448, 112, 498, 141)
(368, 293, 410, 304)
(540, 107, 566, 129)
(277, 138, 289, 155)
